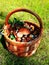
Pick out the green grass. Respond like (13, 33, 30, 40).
(0, 0, 49, 65)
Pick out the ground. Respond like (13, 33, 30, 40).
(0, 0, 49, 65)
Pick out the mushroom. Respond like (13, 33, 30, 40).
(17, 28, 30, 38)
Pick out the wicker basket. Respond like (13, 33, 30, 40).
(3, 8, 43, 57)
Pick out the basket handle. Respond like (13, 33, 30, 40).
(5, 8, 43, 31)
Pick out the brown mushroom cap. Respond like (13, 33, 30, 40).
(17, 28, 30, 38)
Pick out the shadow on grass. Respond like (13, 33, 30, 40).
(1, 35, 8, 50)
